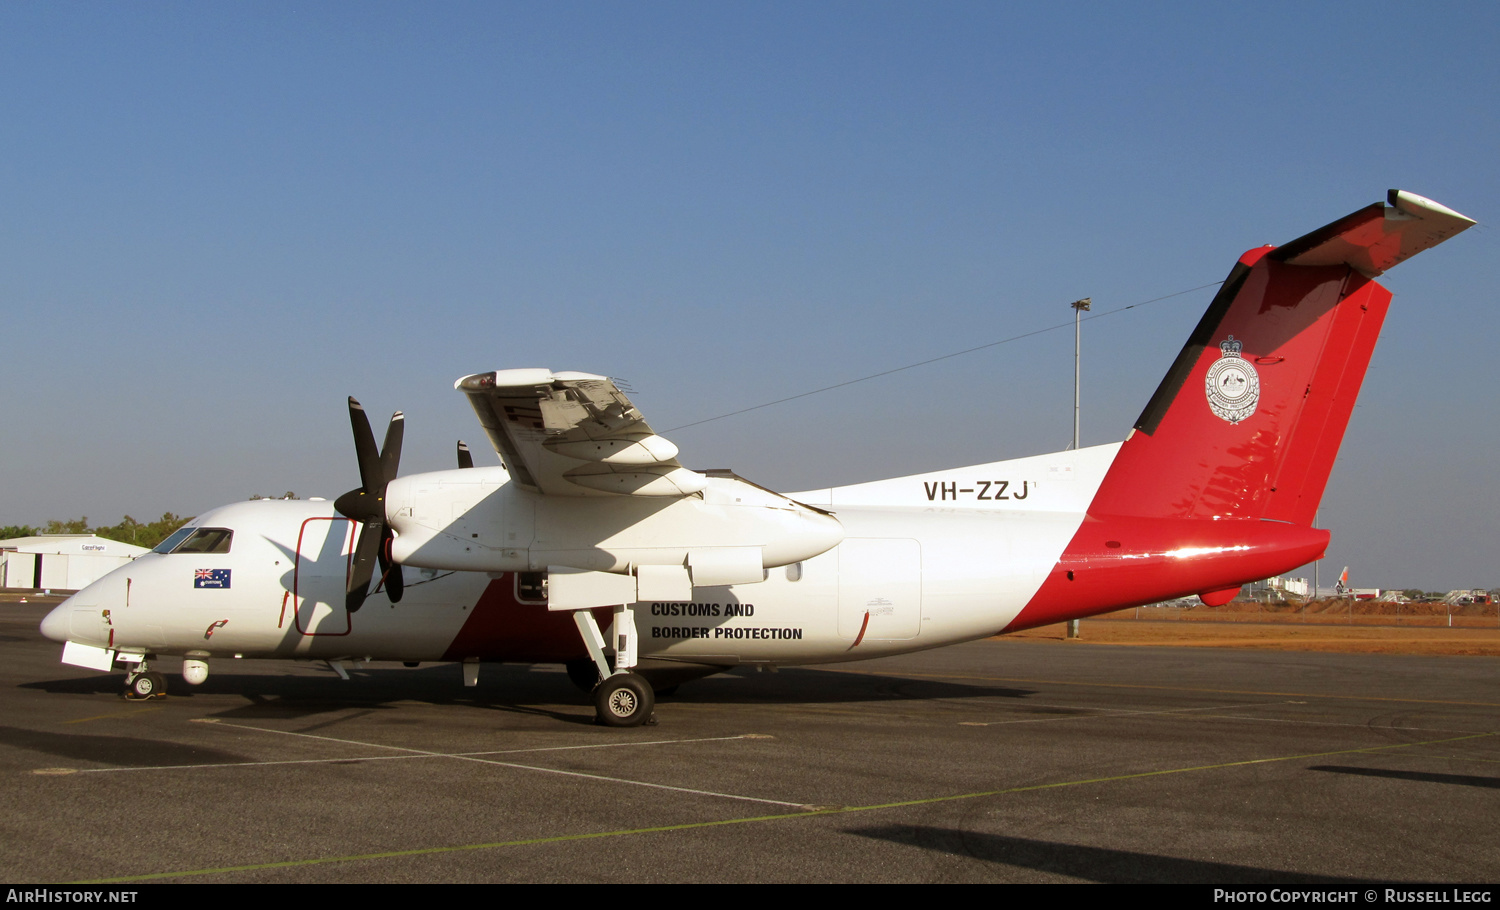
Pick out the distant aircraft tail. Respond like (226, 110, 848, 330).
(1087, 190, 1474, 527)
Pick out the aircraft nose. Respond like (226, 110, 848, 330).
(39, 597, 73, 643)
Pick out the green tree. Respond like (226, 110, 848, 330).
(130, 513, 192, 550)
(34, 513, 195, 550)
(94, 515, 141, 545)
(6, 513, 192, 550)
(44, 517, 89, 534)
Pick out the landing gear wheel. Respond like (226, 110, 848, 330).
(566, 658, 602, 693)
(593, 673, 655, 727)
(127, 671, 166, 700)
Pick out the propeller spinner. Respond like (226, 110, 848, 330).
(333, 397, 404, 612)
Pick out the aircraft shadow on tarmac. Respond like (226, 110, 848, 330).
(0, 725, 249, 768)
(846, 825, 1396, 884)
(1309, 765, 1500, 791)
(25, 663, 1035, 726)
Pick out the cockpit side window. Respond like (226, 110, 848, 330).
(152, 528, 196, 555)
(162, 528, 234, 555)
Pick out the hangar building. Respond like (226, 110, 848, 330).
(0, 535, 149, 591)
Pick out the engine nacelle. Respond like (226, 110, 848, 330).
(385, 467, 843, 577)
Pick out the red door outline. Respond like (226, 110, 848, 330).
(292, 517, 355, 636)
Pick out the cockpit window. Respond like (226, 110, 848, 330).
(151, 528, 196, 555)
(154, 528, 233, 555)
(175, 528, 233, 554)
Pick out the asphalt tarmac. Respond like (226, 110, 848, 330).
(3, 600, 1498, 884)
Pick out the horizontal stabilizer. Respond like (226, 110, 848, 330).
(1272, 190, 1475, 277)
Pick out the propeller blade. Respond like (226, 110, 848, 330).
(456, 440, 473, 469)
(380, 411, 404, 484)
(341, 398, 406, 610)
(348, 398, 383, 497)
(346, 519, 382, 612)
(377, 526, 403, 604)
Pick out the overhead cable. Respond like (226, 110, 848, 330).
(665, 280, 1224, 433)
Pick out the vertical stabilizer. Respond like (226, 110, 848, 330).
(1087, 191, 1473, 526)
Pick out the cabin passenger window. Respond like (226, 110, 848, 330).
(170, 528, 234, 554)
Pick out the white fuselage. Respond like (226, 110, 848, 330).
(42, 445, 1120, 669)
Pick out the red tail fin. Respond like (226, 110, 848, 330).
(1089, 191, 1474, 525)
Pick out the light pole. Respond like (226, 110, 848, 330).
(1072, 298, 1091, 452)
(1068, 298, 1090, 640)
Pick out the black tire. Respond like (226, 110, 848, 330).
(566, 658, 601, 693)
(128, 671, 163, 699)
(593, 673, 655, 727)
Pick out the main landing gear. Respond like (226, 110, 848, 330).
(593, 672, 655, 727)
(569, 606, 657, 728)
(124, 662, 167, 700)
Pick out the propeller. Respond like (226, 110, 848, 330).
(333, 397, 404, 612)
(456, 440, 474, 469)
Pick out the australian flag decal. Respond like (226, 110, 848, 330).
(194, 569, 231, 589)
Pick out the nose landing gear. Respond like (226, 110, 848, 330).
(124, 663, 167, 700)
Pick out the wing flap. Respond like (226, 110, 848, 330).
(457, 369, 703, 497)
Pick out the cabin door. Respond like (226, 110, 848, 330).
(293, 517, 355, 636)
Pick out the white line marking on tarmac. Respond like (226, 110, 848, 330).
(57, 724, 807, 807)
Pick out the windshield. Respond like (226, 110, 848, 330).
(152, 527, 233, 555)
(151, 528, 195, 555)
(174, 528, 233, 554)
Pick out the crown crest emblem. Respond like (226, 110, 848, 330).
(1204, 335, 1259, 424)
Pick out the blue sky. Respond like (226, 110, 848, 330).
(2, 2, 1496, 590)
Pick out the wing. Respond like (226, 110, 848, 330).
(455, 369, 707, 497)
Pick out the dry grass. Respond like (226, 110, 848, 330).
(1009, 604, 1500, 656)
